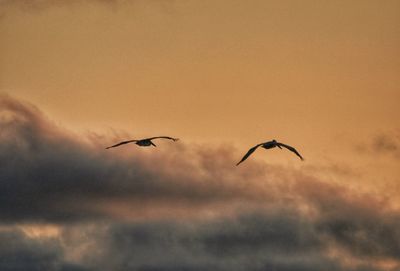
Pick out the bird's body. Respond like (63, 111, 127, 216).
(135, 139, 156, 147)
(261, 140, 279, 149)
(236, 139, 303, 166)
(106, 136, 178, 149)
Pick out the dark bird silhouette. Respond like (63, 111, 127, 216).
(236, 139, 303, 166)
(106, 136, 178, 149)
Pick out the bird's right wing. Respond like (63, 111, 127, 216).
(236, 143, 263, 166)
(147, 136, 179, 141)
(277, 142, 304, 160)
(105, 140, 137, 149)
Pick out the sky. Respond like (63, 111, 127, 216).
(0, 0, 399, 270)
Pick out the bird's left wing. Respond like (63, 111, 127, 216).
(236, 143, 263, 166)
(277, 142, 304, 160)
(105, 140, 137, 149)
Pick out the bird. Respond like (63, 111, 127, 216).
(106, 136, 179, 149)
(236, 139, 303, 166)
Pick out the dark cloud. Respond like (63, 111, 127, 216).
(0, 95, 399, 270)
(70, 206, 400, 270)
(0, 95, 279, 223)
(0, 228, 90, 271)
(5, 210, 397, 271)
(95, 214, 333, 271)
(2, 209, 399, 271)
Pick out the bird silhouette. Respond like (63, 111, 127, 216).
(236, 139, 303, 166)
(106, 136, 178, 149)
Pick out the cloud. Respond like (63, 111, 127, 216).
(65, 203, 400, 270)
(3, 209, 399, 271)
(356, 132, 400, 159)
(0, 94, 282, 223)
(0, 95, 399, 271)
(372, 133, 400, 158)
(94, 214, 335, 271)
(0, 227, 90, 271)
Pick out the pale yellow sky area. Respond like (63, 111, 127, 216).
(0, 0, 399, 194)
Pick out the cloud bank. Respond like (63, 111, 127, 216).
(0, 95, 399, 271)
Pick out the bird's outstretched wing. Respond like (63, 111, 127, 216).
(105, 140, 138, 149)
(236, 143, 264, 166)
(277, 142, 304, 160)
(146, 136, 179, 141)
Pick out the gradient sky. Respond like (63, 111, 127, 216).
(1, 1, 400, 270)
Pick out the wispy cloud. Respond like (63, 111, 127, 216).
(356, 132, 400, 159)
(372, 133, 400, 158)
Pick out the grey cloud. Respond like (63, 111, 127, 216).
(1, 95, 400, 271)
(294, 177, 400, 260)
(0, 228, 90, 271)
(99, 214, 331, 271)
(52, 212, 397, 271)
(2, 210, 399, 271)
(0, 95, 278, 223)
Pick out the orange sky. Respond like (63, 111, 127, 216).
(1, 0, 399, 195)
(1, 2, 400, 269)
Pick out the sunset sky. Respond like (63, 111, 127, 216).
(1, 1, 399, 270)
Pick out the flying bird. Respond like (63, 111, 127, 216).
(236, 139, 303, 166)
(106, 136, 179, 149)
